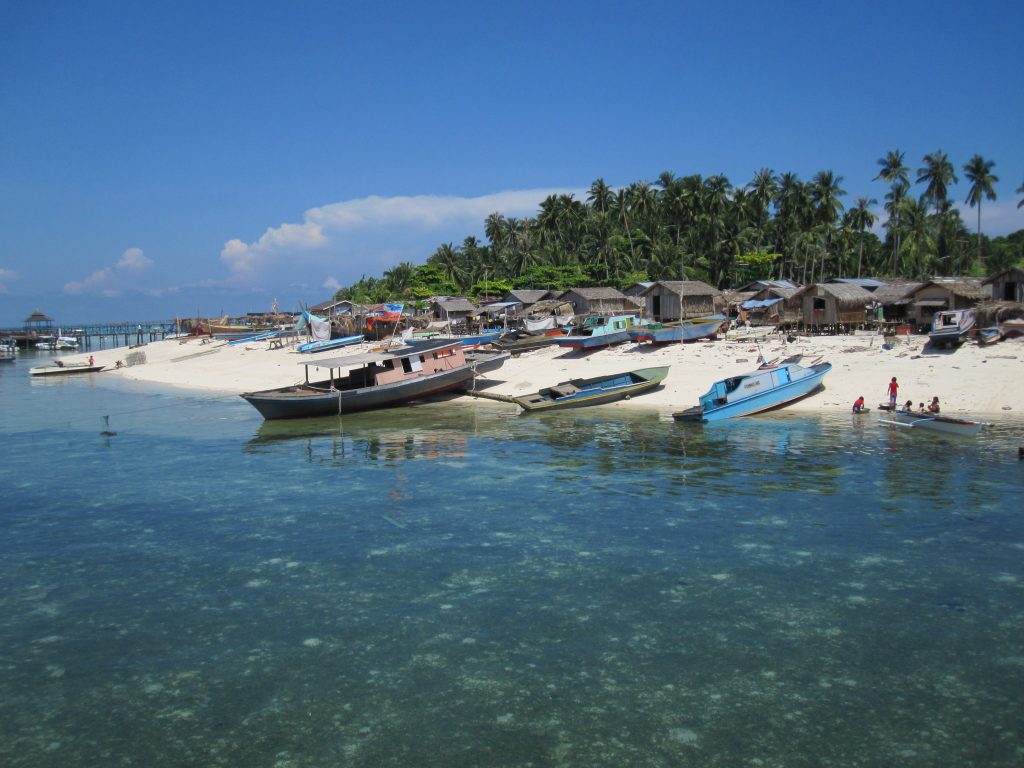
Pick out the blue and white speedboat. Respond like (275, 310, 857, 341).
(928, 309, 975, 347)
(673, 361, 832, 422)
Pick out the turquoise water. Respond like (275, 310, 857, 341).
(1, 359, 1022, 767)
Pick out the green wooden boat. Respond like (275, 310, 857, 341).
(513, 366, 670, 412)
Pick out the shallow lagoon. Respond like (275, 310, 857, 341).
(1, 363, 1022, 767)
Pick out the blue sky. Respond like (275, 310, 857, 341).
(1, 0, 1021, 325)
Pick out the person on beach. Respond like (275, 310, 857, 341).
(902, 400, 913, 412)
(887, 377, 899, 409)
(918, 403, 928, 414)
(928, 397, 940, 414)
(852, 396, 865, 413)
(88, 355, 94, 366)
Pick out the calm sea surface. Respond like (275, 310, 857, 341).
(1, 351, 1022, 767)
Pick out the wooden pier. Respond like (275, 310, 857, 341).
(0, 320, 179, 350)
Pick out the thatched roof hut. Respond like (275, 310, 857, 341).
(640, 281, 720, 321)
(984, 267, 1024, 303)
(908, 279, 988, 326)
(796, 283, 874, 327)
(557, 287, 638, 315)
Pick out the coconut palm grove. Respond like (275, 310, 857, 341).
(334, 150, 1024, 304)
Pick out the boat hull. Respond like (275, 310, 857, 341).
(628, 316, 725, 345)
(880, 411, 985, 436)
(29, 364, 104, 377)
(928, 309, 975, 347)
(296, 335, 364, 354)
(513, 366, 670, 412)
(674, 363, 831, 422)
(555, 329, 632, 349)
(463, 349, 511, 374)
(241, 365, 475, 420)
(491, 330, 564, 354)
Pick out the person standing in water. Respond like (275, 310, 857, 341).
(887, 377, 899, 409)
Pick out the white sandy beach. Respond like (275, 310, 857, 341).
(73, 331, 1024, 417)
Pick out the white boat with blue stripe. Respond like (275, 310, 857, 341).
(673, 361, 832, 422)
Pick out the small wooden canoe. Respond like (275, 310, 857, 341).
(878, 410, 987, 436)
(513, 366, 669, 412)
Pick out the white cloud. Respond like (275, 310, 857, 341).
(63, 247, 154, 296)
(322, 276, 341, 292)
(0, 267, 18, 294)
(219, 189, 582, 285)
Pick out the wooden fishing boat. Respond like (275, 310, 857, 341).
(673, 361, 831, 422)
(977, 327, 1002, 345)
(928, 309, 975, 347)
(29, 361, 104, 376)
(240, 340, 475, 420)
(628, 315, 726, 345)
(998, 318, 1024, 339)
(463, 348, 511, 374)
(227, 330, 282, 346)
(879, 410, 987, 436)
(512, 366, 670, 412)
(296, 334, 364, 354)
(555, 314, 641, 350)
(490, 328, 566, 354)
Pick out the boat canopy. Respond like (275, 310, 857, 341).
(299, 340, 461, 369)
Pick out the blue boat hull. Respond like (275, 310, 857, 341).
(555, 329, 633, 349)
(628, 316, 725, 345)
(297, 335, 364, 354)
(674, 363, 832, 422)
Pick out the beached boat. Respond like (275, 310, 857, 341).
(879, 410, 987, 436)
(463, 348, 511, 374)
(673, 361, 832, 422)
(490, 328, 566, 354)
(29, 361, 104, 376)
(227, 330, 281, 346)
(928, 309, 975, 347)
(997, 318, 1024, 339)
(556, 314, 641, 350)
(628, 315, 726, 345)
(296, 334, 364, 354)
(512, 366, 670, 412)
(724, 324, 776, 342)
(240, 340, 476, 420)
(977, 327, 1002, 345)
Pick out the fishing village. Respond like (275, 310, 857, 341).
(9, 269, 1024, 429)
(5, 4, 1024, 765)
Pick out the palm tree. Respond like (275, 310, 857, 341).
(875, 150, 909, 275)
(810, 170, 845, 281)
(917, 150, 958, 214)
(963, 155, 998, 267)
(846, 197, 878, 277)
(747, 168, 777, 251)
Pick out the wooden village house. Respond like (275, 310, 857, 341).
(639, 281, 719, 321)
(984, 267, 1024, 303)
(556, 287, 639, 315)
(796, 283, 875, 331)
(907, 279, 989, 330)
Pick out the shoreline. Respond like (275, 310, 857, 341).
(72, 332, 1023, 417)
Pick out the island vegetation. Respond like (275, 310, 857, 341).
(334, 150, 1024, 304)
